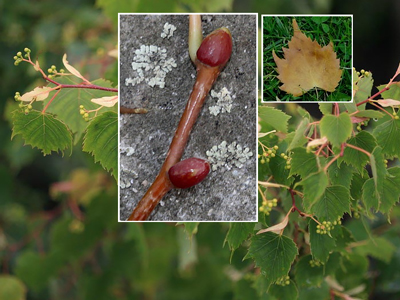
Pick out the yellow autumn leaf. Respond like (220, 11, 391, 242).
(272, 19, 342, 97)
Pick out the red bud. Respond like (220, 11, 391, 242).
(168, 157, 210, 189)
(196, 27, 232, 68)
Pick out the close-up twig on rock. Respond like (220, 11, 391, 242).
(119, 14, 257, 221)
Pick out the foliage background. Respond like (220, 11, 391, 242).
(1, 0, 400, 299)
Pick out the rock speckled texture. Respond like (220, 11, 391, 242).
(120, 14, 257, 221)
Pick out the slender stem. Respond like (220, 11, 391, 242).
(369, 101, 394, 118)
(57, 83, 118, 92)
(258, 185, 267, 203)
(356, 83, 394, 107)
(316, 142, 328, 156)
(334, 103, 340, 116)
(68, 198, 85, 221)
(340, 143, 345, 156)
(22, 57, 118, 92)
(289, 189, 303, 215)
(42, 89, 61, 113)
(128, 64, 220, 221)
(345, 143, 371, 157)
(323, 153, 340, 172)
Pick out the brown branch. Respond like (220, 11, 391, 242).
(128, 26, 232, 221)
(128, 65, 221, 220)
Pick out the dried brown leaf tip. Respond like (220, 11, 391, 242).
(272, 19, 342, 97)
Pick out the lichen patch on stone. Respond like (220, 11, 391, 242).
(206, 141, 253, 171)
(161, 22, 176, 39)
(125, 45, 177, 89)
(209, 87, 234, 116)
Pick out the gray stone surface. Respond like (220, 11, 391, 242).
(119, 14, 257, 221)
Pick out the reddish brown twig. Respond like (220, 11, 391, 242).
(128, 26, 232, 221)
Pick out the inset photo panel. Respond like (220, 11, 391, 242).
(262, 15, 353, 103)
(119, 14, 258, 221)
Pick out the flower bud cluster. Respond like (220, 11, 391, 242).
(79, 105, 90, 122)
(280, 152, 292, 169)
(309, 259, 322, 268)
(275, 275, 290, 286)
(47, 65, 65, 79)
(13, 48, 31, 66)
(15, 92, 33, 114)
(259, 198, 278, 215)
(316, 217, 342, 235)
(258, 145, 279, 164)
(354, 67, 371, 77)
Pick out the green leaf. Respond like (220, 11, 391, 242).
(362, 167, 400, 214)
(333, 227, 355, 253)
(319, 113, 352, 148)
(297, 106, 312, 119)
(177, 226, 198, 274)
(259, 106, 291, 133)
(312, 16, 329, 24)
(124, 224, 148, 269)
(11, 110, 72, 156)
(353, 110, 385, 119)
(343, 101, 357, 113)
(361, 178, 379, 211)
(298, 282, 330, 300)
(309, 220, 336, 263)
(287, 118, 309, 151)
(321, 23, 329, 33)
(136, 0, 178, 12)
(269, 155, 294, 187)
(318, 103, 333, 115)
(83, 111, 118, 179)
(252, 275, 275, 298)
(335, 253, 369, 288)
(297, 171, 328, 211)
(379, 167, 400, 213)
(178, 0, 233, 12)
(327, 162, 353, 190)
(295, 255, 324, 287)
(245, 232, 298, 287)
(373, 118, 400, 158)
(14, 250, 63, 292)
(370, 146, 387, 191)
(0, 275, 26, 300)
(311, 186, 351, 222)
(97, 0, 180, 25)
(378, 82, 400, 100)
(338, 131, 377, 173)
(355, 237, 396, 264)
(324, 252, 342, 276)
(350, 172, 367, 201)
(45, 77, 117, 144)
(225, 222, 255, 251)
(234, 278, 261, 300)
(354, 72, 373, 109)
(177, 222, 199, 239)
(289, 147, 319, 179)
(269, 281, 298, 300)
